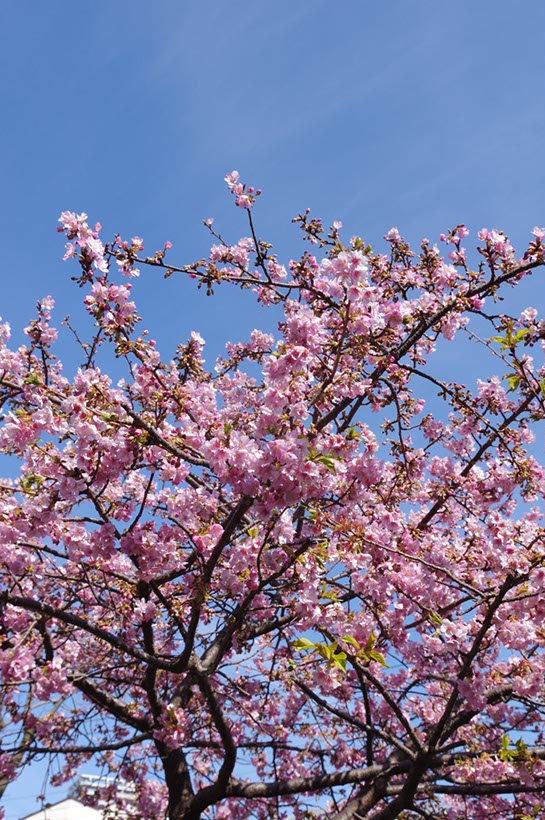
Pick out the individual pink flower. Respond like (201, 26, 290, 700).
(224, 170, 240, 189)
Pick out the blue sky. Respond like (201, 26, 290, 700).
(1, 1, 543, 817)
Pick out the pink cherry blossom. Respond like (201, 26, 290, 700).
(0, 183, 544, 819)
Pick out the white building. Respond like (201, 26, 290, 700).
(20, 799, 102, 820)
(18, 775, 137, 820)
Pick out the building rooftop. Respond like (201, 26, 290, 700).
(20, 798, 102, 820)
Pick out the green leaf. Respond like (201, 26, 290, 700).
(20, 474, 44, 492)
(314, 454, 337, 472)
(318, 642, 335, 660)
(332, 651, 347, 672)
(292, 638, 318, 652)
(515, 737, 528, 757)
(490, 327, 531, 352)
(506, 374, 520, 392)
(513, 328, 531, 344)
(499, 734, 516, 762)
(318, 642, 347, 672)
(321, 589, 339, 601)
(360, 633, 389, 666)
(341, 635, 361, 650)
(366, 649, 389, 667)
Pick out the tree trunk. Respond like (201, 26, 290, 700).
(159, 745, 197, 820)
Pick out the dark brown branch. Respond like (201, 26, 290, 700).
(293, 678, 415, 760)
(19, 732, 151, 755)
(187, 675, 237, 814)
(174, 495, 254, 673)
(1, 592, 173, 671)
(74, 678, 151, 733)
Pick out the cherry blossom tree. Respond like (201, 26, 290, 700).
(1, 173, 545, 819)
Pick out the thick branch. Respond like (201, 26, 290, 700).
(74, 678, 151, 733)
(187, 675, 237, 815)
